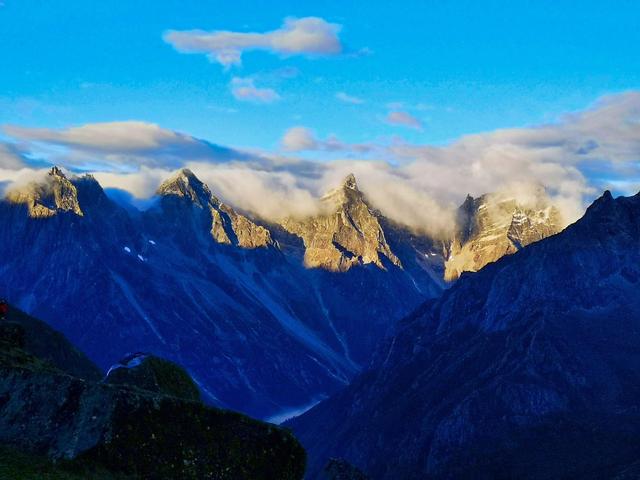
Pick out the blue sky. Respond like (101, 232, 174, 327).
(2, 0, 639, 149)
(1, 1, 639, 234)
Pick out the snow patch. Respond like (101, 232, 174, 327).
(123, 246, 131, 253)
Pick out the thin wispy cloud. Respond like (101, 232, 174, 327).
(164, 17, 343, 68)
(336, 92, 364, 104)
(230, 77, 281, 103)
(386, 111, 423, 130)
(281, 126, 374, 154)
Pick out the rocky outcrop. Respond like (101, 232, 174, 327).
(105, 354, 201, 402)
(157, 168, 273, 249)
(2, 304, 101, 381)
(282, 174, 401, 272)
(0, 307, 306, 480)
(444, 187, 562, 280)
(6, 167, 83, 218)
(289, 190, 640, 479)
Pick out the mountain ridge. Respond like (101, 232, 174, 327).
(0, 166, 443, 419)
(288, 188, 640, 479)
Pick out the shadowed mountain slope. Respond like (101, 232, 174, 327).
(289, 190, 640, 479)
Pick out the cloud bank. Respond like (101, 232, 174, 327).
(4, 121, 255, 170)
(164, 17, 343, 68)
(2, 92, 640, 238)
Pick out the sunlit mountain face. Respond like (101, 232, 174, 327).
(1, 2, 640, 479)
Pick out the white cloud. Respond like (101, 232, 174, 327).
(92, 166, 174, 199)
(189, 162, 321, 220)
(3, 121, 255, 170)
(280, 126, 374, 154)
(282, 127, 318, 151)
(164, 17, 342, 68)
(3, 92, 640, 239)
(386, 111, 423, 130)
(230, 77, 280, 103)
(5, 121, 193, 152)
(336, 92, 364, 104)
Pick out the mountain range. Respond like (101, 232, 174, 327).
(2, 162, 626, 480)
(288, 189, 640, 479)
(0, 167, 448, 419)
(0, 166, 561, 420)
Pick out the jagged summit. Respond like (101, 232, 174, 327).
(49, 165, 65, 178)
(321, 173, 362, 207)
(342, 173, 358, 190)
(157, 168, 273, 249)
(5, 166, 83, 218)
(445, 187, 562, 280)
(157, 168, 218, 208)
(282, 175, 401, 272)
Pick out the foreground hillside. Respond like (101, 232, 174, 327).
(0, 305, 305, 479)
(289, 190, 640, 479)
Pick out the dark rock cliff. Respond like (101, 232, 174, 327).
(0, 307, 306, 479)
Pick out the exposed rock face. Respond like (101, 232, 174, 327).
(289, 190, 640, 479)
(157, 168, 273, 249)
(282, 174, 401, 272)
(6, 167, 83, 218)
(444, 188, 562, 280)
(0, 307, 306, 480)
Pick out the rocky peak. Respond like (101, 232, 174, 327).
(281, 174, 401, 272)
(49, 165, 65, 178)
(343, 173, 358, 190)
(5, 166, 83, 218)
(157, 168, 217, 208)
(444, 188, 562, 281)
(321, 173, 362, 208)
(72, 174, 107, 202)
(157, 168, 273, 249)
